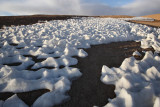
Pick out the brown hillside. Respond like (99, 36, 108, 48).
(99, 15, 134, 18)
(142, 14, 160, 20)
(129, 14, 160, 28)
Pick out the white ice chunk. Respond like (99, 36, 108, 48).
(105, 88, 133, 107)
(33, 76, 70, 107)
(64, 46, 78, 56)
(101, 65, 119, 84)
(32, 57, 58, 69)
(1, 17, 160, 106)
(154, 97, 160, 107)
(146, 66, 160, 80)
(101, 51, 160, 107)
(1, 78, 54, 92)
(141, 33, 160, 52)
(3, 94, 28, 107)
(58, 56, 78, 66)
(33, 91, 68, 107)
(78, 49, 88, 58)
(132, 51, 142, 56)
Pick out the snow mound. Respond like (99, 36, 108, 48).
(1, 17, 160, 106)
(132, 50, 142, 56)
(3, 94, 28, 107)
(101, 51, 160, 107)
(121, 17, 155, 21)
(141, 33, 160, 53)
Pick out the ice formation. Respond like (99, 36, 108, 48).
(101, 51, 160, 107)
(132, 50, 142, 56)
(121, 17, 155, 21)
(141, 33, 160, 53)
(0, 17, 160, 107)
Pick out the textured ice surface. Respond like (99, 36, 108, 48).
(141, 33, 160, 52)
(132, 50, 142, 56)
(101, 51, 160, 107)
(121, 17, 155, 21)
(3, 94, 28, 107)
(0, 17, 160, 107)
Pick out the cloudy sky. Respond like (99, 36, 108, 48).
(0, 0, 160, 16)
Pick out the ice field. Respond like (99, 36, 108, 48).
(0, 17, 160, 107)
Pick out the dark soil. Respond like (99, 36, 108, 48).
(1, 15, 159, 29)
(54, 41, 153, 107)
(0, 89, 50, 106)
(17, 89, 50, 106)
(0, 41, 154, 107)
(0, 15, 156, 107)
(0, 15, 89, 29)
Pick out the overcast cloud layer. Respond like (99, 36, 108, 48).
(0, 0, 160, 16)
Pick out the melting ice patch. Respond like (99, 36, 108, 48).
(0, 17, 160, 107)
(101, 51, 160, 107)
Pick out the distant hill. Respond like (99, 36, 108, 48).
(99, 15, 134, 18)
(142, 14, 160, 20)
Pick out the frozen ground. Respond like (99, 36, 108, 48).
(101, 51, 160, 107)
(0, 17, 160, 107)
(121, 17, 155, 21)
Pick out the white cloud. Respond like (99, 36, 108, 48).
(0, 0, 160, 16)
(122, 0, 160, 16)
(0, 0, 82, 15)
(80, 0, 160, 16)
(81, 4, 121, 16)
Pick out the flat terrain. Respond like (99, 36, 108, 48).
(129, 20, 160, 28)
(0, 15, 88, 29)
(54, 41, 153, 107)
(0, 41, 153, 107)
(0, 15, 134, 29)
(99, 15, 134, 18)
(142, 14, 160, 20)
(130, 14, 160, 27)
(0, 14, 157, 107)
(0, 14, 160, 29)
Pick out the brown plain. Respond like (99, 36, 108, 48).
(142, 14, 160, 20)
(98, 15, 134, 18)
(129, 14, 160, 27)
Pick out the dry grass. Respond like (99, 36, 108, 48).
(142, 14, 160, 20)
(1, 14, 159, 29)
(128, 14, 160, 28)
(129, 20, 160, 28)
(98, 15, 134, 18)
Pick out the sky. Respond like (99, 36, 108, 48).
(0, 0, 160, 16)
